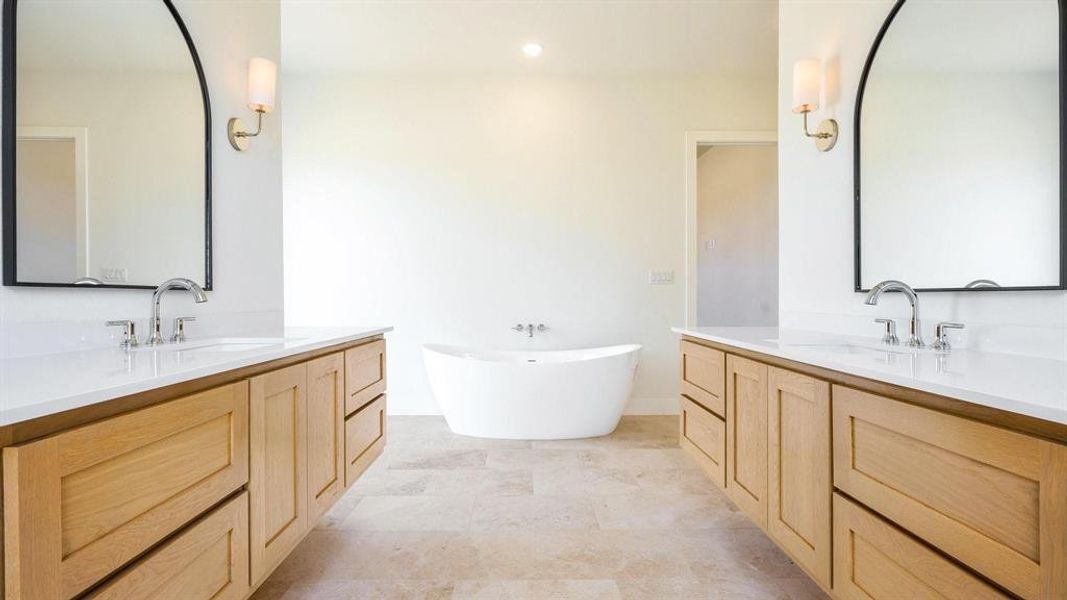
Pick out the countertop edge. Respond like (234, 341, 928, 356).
(673, 327, 1067, 428)
(0, 327, 393, 427)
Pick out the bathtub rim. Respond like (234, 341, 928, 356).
(422, 342, 641, 364)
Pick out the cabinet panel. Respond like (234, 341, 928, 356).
(307, 353, 345, 523)
(767, 367, 831, 589)
(680, 340, 725, 417)
(833, 493, 1008, 600)
(3, 382, 248, 600)
(724, 355, 768, 528)
(833, 385, 1067, 599)
(86, 492, 250, 600)
(679, 396, 726, 488)
(249, 363, 308, 585)
(345, 340, 386, 415)
(345, 394, 386, 486)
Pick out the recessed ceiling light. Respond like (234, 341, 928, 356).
(522, 42, 544, 58)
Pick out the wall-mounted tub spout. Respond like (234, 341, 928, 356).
(512, 323, 547, 338)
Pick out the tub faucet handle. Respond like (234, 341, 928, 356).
(512, 324, 526, 332)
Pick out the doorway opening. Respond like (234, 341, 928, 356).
(684, 131, 777, 327)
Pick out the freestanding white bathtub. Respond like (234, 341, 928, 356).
(422, 343, 641, 440)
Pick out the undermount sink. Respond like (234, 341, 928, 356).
(139, 338, 294, 353)
(762, 338, 912, 356)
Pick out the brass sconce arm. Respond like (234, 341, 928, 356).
(799, 109, 839, 152)
(235, 110, 264, 139)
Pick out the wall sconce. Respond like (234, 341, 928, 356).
(792, 58, 838, 152)
(228, 57, 277, 151)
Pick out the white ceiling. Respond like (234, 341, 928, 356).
(281, 0, 779, 76)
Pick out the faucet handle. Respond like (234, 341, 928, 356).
(171, 316, 196, 344)
(874, 318, 899, 346)
(932, 322, 965, 352)
(106, 320, 139, 349)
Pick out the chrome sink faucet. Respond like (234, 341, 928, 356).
(864, 280, 924, 348)
(147, 278, 207, 345)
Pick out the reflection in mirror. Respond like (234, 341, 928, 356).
(5, 0, 210, 288)
(857, 0, 1062, 291)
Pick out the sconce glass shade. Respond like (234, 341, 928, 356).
(792, 58, 821, 113)
(247, 57, 277, 114)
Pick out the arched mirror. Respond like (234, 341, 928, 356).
(2, 0, 211, 289)
(855, 0, 1064, 292)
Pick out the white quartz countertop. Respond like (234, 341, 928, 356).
(0, 326, 392, 426)
(675, 326, 1067, 427)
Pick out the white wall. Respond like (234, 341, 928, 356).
(0, 0, 284, 357)
(778, 0, 1067, 360)
(697, 144, 778, 326)
(284, 74, 776, 414)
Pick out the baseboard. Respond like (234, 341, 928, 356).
(624, 396, 679, 415)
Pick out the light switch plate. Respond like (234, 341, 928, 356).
(649, 270, 674, 285)
(101, 267, 128, 283)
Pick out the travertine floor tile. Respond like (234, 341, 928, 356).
(340, 495, 476, 531)
(532, 466, 642, 496)
(352, 468, 534, 497)
(453, 579, 621, 600)
(485, 448, 604, 470)
(471, 495, 598, 531)
(387, 448, 489, 470)
(593, 492, 753, 530)
(251, 416, 828, 600)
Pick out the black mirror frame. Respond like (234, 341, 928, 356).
(853, 0, 1066, 293)
(1, 0, 212, 290)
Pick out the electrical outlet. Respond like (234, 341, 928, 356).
(648, 270, 674, 285)
(101, 267, 128, 283)
(705, 239, 716, 251)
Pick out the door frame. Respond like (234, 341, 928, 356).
(684, 130, 777, 326)
(16, 126, 89, 278)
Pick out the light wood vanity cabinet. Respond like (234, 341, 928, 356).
(3, 382, 249, 600)
(679, 396, 726, 488)
(766, 367, 831, 589)
(834, 385, 1067, 599)
(833, 493, 1008, 600)
(345, 339, 386, 415)
(2, 335, 388, 599)
(85, 492, 251, 600)
(724, 355, 768, 529)
(680, 340, 725, 416)
(678, 335, 1067, 599)
(307, 353, 347, 523)
(248, 363, 310, 584)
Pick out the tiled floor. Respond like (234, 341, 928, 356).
(252, 416, 828, 600)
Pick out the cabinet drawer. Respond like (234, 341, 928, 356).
(86, 493, 250, 600)
(679, 396, 725, 488)
(345, 394, 387, 486)
(680, 340, 724, 417)
(833, 493, 1007, 600)
(345, 339, 386, 415)
(3, 382, 249, 600)
(833, 385, 1067, 599)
